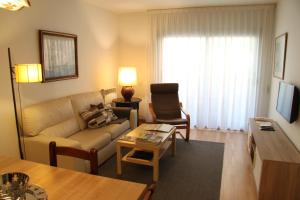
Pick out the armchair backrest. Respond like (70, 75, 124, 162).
(150, 83, 181, 119)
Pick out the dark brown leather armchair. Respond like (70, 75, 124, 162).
(149, 83, 190, 142)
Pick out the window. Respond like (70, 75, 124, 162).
(162, 36, 259, 130)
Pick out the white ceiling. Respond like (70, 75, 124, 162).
(83, 0, 277, 14)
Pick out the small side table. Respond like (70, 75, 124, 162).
(112, 97, 142, 123)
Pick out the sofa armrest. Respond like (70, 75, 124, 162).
(24, 135, 87, 172)
(112, 107, 131, 120)
(130, 109, 138, 129)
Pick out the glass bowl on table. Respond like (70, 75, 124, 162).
(0, 172, 29, 200)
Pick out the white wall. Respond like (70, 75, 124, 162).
(118, 12, 150, 120)
(0, 0, 119, 157)
(0, 49, 20, 158)
(268, 0, 300, 150)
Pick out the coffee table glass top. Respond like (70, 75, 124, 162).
(119, 124, 176, 145)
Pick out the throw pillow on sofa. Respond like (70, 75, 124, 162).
(80, 106, 102, 122)
(90, 103, 104, 110)
(80, 104, 118, 129)
(88, 106, 118, 128)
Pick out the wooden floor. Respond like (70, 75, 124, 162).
(187, 129, 257, 200)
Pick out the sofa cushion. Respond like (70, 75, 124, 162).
(23, 97, 76, 136)
(68, 128, 111, 151)
(39, 118, 80, 138)
(69, 91, 104, 130)
(101, 120, 130, 140)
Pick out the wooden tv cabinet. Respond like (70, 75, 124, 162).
(248, 118, 300, 200)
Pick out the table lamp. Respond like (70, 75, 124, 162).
(118, 67, 137, 102)
(0, 0, 30, 11)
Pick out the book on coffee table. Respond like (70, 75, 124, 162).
(136, 131, 163, 144)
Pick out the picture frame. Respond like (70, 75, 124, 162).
(39, 30, 78, 82)
(273, 33, 288, 79)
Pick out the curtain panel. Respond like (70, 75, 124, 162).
(148, 5, 275, 130)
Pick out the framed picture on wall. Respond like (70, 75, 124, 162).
(273, 33, 288, 79)
(39, 30, 78, 82)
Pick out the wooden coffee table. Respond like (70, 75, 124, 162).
(116, 124, 176, 182)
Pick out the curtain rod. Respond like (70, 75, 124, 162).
(147, 3, 276, 13)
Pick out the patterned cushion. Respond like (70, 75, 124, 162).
(90, 103, 104, 110)
(69, 92, 104, 130)
(80, 107, 101, 122)
(87, 106, 118, 129)
(80, 105, 118, 129)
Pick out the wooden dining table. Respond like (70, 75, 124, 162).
(0, 156, 147, 200)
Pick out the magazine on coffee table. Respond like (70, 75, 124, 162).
(119, 131, 163, 144)
(143, 124, 174, 132)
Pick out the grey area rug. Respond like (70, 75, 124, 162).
(99, 140, 224, 200)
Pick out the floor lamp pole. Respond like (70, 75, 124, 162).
(8, 48, 24, 159)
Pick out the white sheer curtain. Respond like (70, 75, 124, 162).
(149, 5, 275, 130)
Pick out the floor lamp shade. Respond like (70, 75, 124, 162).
(15, 64, 42, 83)
(0, 0, 30, 11)
(118, 67, 137, 102)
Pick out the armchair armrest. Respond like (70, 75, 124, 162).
(180, 103, 190, 122)
(149, 103, 157, 122)
(24, 135, 87, 172)
(180, 107, 190, 118)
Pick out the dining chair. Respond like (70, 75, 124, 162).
(49, 141, 98, 175)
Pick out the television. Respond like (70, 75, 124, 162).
(276, 81, 299, 123)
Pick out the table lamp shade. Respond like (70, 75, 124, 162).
(118, 67, 137, 86)
(15, 64, 42, 83)
(0, 0, 30, 11)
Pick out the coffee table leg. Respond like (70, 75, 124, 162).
(116, 144, 122, 176)
(172, 131, 176, 156)
(153, 149, 159, 182)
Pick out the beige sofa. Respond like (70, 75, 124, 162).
(22, 91, 137, 173)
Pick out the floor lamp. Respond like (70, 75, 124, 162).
(8, 48, 42, 159)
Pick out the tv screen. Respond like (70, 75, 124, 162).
(276, 82, 299, 123)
